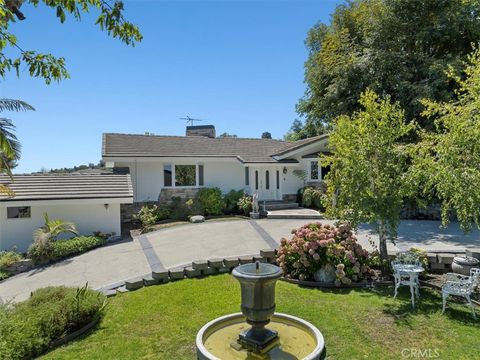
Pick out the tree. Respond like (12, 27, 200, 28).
(411, 47, 480, 232)
(323, 89, 414, 265)
(0, 0, 142, 83)
(0, 98, 34, 194)
(218, 132, 237, 138)
(295, 0, 480, 135)
(261, 132, 272, 139)
(33, 213, 78, 243)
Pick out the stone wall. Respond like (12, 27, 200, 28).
(121, 202, 156, 223)
(158, 188, 201, 203)
(282, 194, 297, 202)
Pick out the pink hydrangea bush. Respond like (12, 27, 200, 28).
(276, 222, 373, 285)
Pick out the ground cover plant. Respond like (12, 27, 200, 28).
(0, 285, 106, 360)
(43, 275, 480, 360)
(0, 250, 23, 280)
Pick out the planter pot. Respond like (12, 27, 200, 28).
(451, 256, 480, 276)
(313, 266, 336, 284)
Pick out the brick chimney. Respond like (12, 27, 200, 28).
(186, 125, 216, 138)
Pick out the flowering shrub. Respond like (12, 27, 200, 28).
(276, 222, 373, 286)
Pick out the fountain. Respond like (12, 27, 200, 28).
(196, 262, 325, 359)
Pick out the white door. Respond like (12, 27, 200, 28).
(251, 167, 278, 200)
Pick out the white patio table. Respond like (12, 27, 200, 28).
(392, 263, 425, 308)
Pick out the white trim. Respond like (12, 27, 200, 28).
(104, 156, 242, 164)
(0, 197, 133, 207)
(273, 137, 329, 160)
(308, 160, 321, 182)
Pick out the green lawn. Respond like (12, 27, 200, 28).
(44, 274, 479, 359)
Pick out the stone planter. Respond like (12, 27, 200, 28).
(313, 265, 336, 284)
(451, 256, 480, 276)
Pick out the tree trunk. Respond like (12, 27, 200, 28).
(378, 219, 389, 275)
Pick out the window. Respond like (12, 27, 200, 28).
(7, 206, 31, 219)
(198, 165, 204, 186)
(245, 167, 249, 186)
(164, 164, 172, 187)
(321, 164, 330, 180)
(255, 171, 259, 190)
(310, 161, 319, 180)
(276, 170, 280, 189)
(175, 165, 196, 186)
(265, 170, 270, 190)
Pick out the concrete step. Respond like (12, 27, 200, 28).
(263, 202, 299, 211)
(266, 208, 322, 220)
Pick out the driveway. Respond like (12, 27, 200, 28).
(1, 219, 479, 302)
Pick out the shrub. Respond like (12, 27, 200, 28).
(223, 189, 244, 214)
(170, 197, 190, 220)
(135, 205, 159, 229)
(302, 187, 324, 209)
(0, 285, 106, 360)
(156, 204, 172, 220)
(0, 251, 23, 270)
(277, 222, 373, 285)
(237, 193, 252, 215)
(28, 236, 105, 264)
(33, 213, 78, 243)
(194, 188, 224, 216)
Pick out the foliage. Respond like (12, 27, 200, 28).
(169, 197, 190, 221)
(277, 222, 372, 285)
(302, 187, 323, 209)
(223, 189, 244, 214)
(322, 90, 415, 263)
(292, 169, 307, 184)
(407, 248, 429, 275)
(33, 213, 78, 243)
(237, 193, 252, 215)
(0, 99, 35, 194)
(410, 47, 480, 232)
(0, 0, 142, 83)
(28, 236, 105, 264)
(0, 285, 105, 360)
(0, 250, 22, 269)
(293, 0, 480, 137)
(218, 132, 237, 138)
(135, 205, 159, 230)
(194, 187, 224, 216)
(261, 131, 272, 139)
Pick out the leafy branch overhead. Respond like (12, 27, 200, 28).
(0, 0, 143, 83)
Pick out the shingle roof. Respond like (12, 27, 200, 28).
(0, 174, 133, 202)
(102, 133, 328, 163)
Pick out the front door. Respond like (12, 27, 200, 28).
(251, 166, 279, 200)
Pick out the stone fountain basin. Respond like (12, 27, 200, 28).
(196, 312, 325, 360)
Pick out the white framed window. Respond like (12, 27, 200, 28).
(7, 206, 31, 219)
(309, 160, 320, 181)
(163, 164, 204, 188)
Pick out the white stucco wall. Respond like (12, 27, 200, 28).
(0, 203, 121, 252)
(203, 161, 246, 193)
(116, 161, 163, 202)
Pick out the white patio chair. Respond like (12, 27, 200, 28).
(441, 268, 480, 319)
(392, 251, 424, 308)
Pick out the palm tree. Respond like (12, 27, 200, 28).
(33, 213, 78, 243)
(0, 98, 35, 195)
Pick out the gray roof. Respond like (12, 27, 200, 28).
(102, 133, 328, 163)
(0, 174, 133, 202)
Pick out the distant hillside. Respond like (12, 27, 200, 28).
(37, 161, 108, 174)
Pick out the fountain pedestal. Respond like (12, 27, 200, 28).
(232, 262, 282, 354)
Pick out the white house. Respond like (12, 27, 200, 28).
(0, 174, 133, 252)
(102, 125, 329, 205)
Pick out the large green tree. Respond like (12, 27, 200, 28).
(323, 89, 414, 263)
(410, 47, 480, 232)
(0, 0, 142, 83)
(293, 0, 480, 138)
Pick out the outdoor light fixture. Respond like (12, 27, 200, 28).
(283, 167, 287, 174)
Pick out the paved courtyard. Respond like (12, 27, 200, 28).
(0, 218, 479, 302)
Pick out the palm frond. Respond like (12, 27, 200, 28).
(0, 118, 21, 161)
(0, 99, 35, 112)
(0, 184, 15, 197)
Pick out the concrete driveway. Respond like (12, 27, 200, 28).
(1, 218, 479, 302)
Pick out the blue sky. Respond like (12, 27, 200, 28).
(1, 0, 341, 173)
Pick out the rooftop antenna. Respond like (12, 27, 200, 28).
(179, 116, 205, 126)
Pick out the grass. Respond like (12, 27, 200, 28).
(44, 275, 480, 360)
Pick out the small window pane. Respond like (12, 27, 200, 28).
(276, 170, 280, 189)
(164, 164, 172, 187)
(175, 165, 196, 186)
(199, 165, 204, 186)
(321, 164, 330, 179)
(255, 171, 259, 190)
(266, 170, 270, 190)
(245, 167, 249, 186)
(310, 161, 319, 180)
(7, 206, 31, 219)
